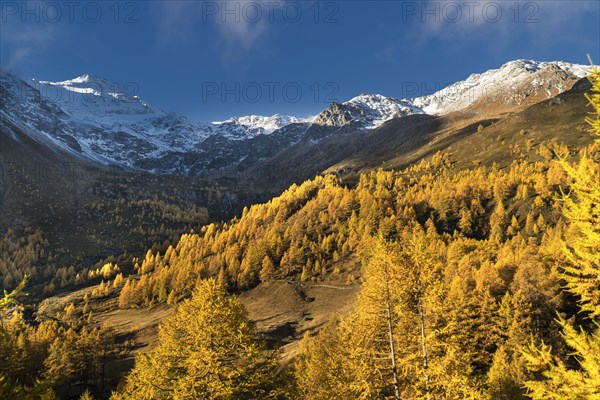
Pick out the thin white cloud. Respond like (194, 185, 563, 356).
(157, 0, 273, 63)
(377, 0, 598, 62)
(0, 4, 60, 69)
(414, 0, 597, 42)
(156, 1, 197, 44)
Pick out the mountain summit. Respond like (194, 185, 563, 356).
(412, 59, 589, 115)
(0, 59, 590, 175)
(313, 94, 424, 129)
(214, 114, 311, 136)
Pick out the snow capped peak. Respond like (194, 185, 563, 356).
(59, 73, 104, 84)
(498, 59, 589, 77)
(347, 93, 396, 102)
(213, 114, 308, 135)
(412, 59, 590, 115)
(33, 73, 157, 121)
(346, 93, 415, 109)
(37, 73, 131, 99)
(314, 59, 589, 126)
(339, 93, 424, 128)
(501, 59, 544, 72)
(71, 73, 93, 83)
(347, 93, 390, 103)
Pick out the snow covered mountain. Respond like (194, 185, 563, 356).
(314, 94, 424, 128)
(412, 59, 590, 115)
(214, 114, 311, 136)
(35, 74, 309, 140)
(313, 60, 589, 127)
(1, 73, 311, 171)
(0, 59, 590, 176)
(37, 74, 157, 119)
(0, 72, 317, 174)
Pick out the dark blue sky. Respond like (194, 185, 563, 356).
(2, 0, 599, 120)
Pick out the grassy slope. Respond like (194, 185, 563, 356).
(326, 78, 593, 177)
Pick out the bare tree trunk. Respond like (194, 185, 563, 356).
(385, 277, 401, 400)
(417, 279, 430, 398)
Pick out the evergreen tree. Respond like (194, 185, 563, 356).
(523, 65, 600, 399)
(112, 279, 279, 399)
(259, 255, 276, 282)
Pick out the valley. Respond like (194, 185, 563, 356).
(1, 59, 599, 399)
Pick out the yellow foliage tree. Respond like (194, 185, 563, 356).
(111, 279, 279, 399)
(523, 64, 600, 399)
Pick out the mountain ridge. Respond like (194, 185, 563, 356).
(1, 59, 590, 176)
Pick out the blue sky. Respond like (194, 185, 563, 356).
(2, 0, 599, 121)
